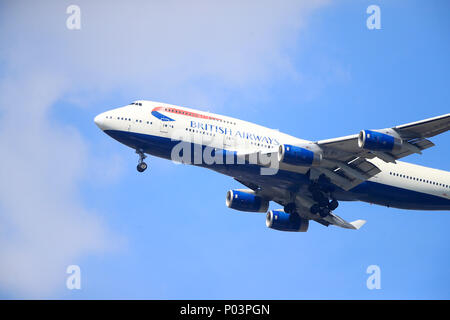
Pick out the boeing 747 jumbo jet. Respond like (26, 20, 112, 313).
(94, 101, 450, 232)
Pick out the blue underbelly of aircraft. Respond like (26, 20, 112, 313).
(346, 181, 450, 210)
(104, 129, 450, 211)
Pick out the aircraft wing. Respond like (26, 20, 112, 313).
(314, 113, 450, 190)
(296, 206, 366, 230)
(231, 114, 449, 230)
(234, 178, 366, 230)
(394, 113, 450, 139)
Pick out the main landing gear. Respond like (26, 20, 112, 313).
(308, 177, 339, 218)
(136, 149, 148, 173)
(309, 190, 339, 218)
(284, 175, 340, 219)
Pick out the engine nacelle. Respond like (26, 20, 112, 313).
(278, 144, 322, 166)
(265, 210, 309, 232)
(226, 189, 269, 213)
(358, 129, 402, 152)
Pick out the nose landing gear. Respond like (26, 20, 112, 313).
(136, 149, 148, 173)
(137, 162, 147, 172)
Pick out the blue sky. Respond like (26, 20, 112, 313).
(0, 0, 449, 299)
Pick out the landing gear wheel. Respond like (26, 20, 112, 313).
(137, 162, 147, 172)
(318, 197, 329, 207)
(312, 191, 329, 207)
(310, 204, 320, 214)
(328, 199, 339, 211)
(136, 149, 148, 173)
(319, 207, 330, 218)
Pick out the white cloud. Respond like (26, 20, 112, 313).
(0, 71, 116, 297)
(0, 0, 328, 297)
(1, 0, 328, 102)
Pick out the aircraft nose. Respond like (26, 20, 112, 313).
(94, 113, 105, 130)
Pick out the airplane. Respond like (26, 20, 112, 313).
(94, 101, 450, 232)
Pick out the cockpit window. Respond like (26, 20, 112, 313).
(129, 102, 142, 106)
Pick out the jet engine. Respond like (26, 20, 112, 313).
(358, 129, 402, 152)
(226, 189, 269, 213)
(265, 210, 309, 232)
(278, 144, 322, 166)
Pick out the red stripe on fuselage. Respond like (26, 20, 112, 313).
(152, 106, 222, 121)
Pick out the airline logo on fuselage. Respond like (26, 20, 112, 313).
(151, 106, 280, 145)
(151, 107, 175, 121)
(151, 106, 221, 122)
(190, 121, 280, 145)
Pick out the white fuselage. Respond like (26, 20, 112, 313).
(95, 100, 450, 209)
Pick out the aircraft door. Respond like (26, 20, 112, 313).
(160, 121, 168, 133)
(223, 134, 235, 149)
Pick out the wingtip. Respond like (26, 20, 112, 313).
(350, 219, 366, 230)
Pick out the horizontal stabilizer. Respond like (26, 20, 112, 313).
(349, 219, 366, 230)
(323, 213, 367, 230)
